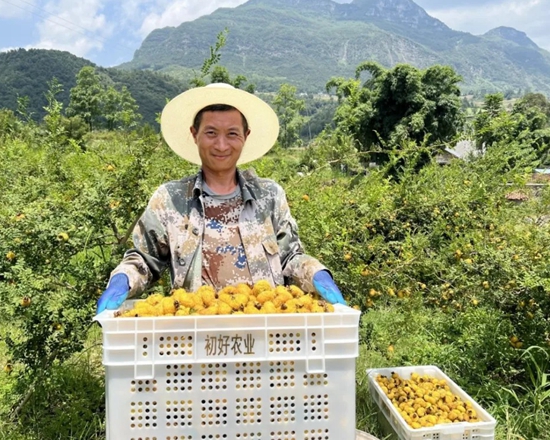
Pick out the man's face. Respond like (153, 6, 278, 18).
(190, 109, 250, 175)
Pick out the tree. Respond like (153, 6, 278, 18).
(66, 66, 103, 130)
(473, 92, 550, 166)
(326, 62, 464, 164)
(190, 29, 255, 92)
(43, 77, 66, 147)
(273, 83, 306, 148)
(103, 85, 142, 130)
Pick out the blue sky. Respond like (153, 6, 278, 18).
(1, 0, 549, 67)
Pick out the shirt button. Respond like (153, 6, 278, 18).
(178, 258, 186, 266)
(192, 227, 199, 235)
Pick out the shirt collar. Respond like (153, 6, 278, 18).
(192, 169, 256, 203)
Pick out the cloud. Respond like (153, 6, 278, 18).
(0, 0, 37, 18)
(418, 0, 550, 51)
(138, 0, 246, 37)
(33, 0, 113, 57)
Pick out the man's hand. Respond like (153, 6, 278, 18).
(313, 270, 347, 305)
(96, 273, 130, 314)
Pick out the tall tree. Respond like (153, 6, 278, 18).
(103, 85, 141, 130)
(67, 66, 103, 130)
(273, 83, 306, 148)
(326, 62, 464, 163)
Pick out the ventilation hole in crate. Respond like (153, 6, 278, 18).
(270, 431, 296, 440)
(141, 337, 149, 357)
(157, 335, 194, 357)
(129, 400, 158, 429)
(268, 332, 300, 353)
(303, 394, 329, 421)
(302, 372, 328, 387)
(200, 398, 228, 426)
(200, 363, 227, 391)
(303, 428, 329, 440)
(235, 396, 262, 425)
(235, 362, 262, 390)
(165, 399, 193, 427)
(131, 379, 158, 393)
(269, 395, 295, 423)
(309, 332, 318, 352)
(269, 361, 296, 388)
(165, 365, 193, 392)
(235, 433, 262, 438)
(201, 435, 227, 439)
(130, 437, 160, 440)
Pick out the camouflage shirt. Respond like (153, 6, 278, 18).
(201, 185, 253, 289)
(110, 168, 326, 297)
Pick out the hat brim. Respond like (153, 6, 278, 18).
(160, 85, 280, 165)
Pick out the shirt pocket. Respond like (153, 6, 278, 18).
(262, 235, 283, 282)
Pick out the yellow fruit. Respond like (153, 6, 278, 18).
(197, 285, 217, 307)
(344, 253, 352, 261)
(106, 164, 115, 171)
(288, 285, 304, 298)
(6, 251, 16, 261)
(116, 281, 339, 318)
(257, 289, 276, 304)
(20, 296, 31, 307)
(302, 194, 310, 201)
(145, 293, 164, 306)
(175, 307, 191, 316)
(160, 297, 177, 315)
(376, 372, 480, 429)
(252, 280, 272, 295)
(57, 232, 69, 241)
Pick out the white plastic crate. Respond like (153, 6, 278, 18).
(367, 365, 497, 440)
(95, 301, 361, 440)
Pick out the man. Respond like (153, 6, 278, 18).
(97, 83, 345, 313)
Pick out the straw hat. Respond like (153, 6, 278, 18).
(160, 83, 280, 165)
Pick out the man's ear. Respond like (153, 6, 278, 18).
(190, 126, 198, 142)
(245, 129, 251, 140)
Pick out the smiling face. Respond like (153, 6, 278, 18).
(190, 108, 250, 176)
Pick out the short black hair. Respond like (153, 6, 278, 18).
(192, 104, 249, 133)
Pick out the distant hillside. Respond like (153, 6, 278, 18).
(120, 0, 550, 95)
(0, 48, 186, 125)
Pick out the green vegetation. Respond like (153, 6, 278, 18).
(2, 49, 550, 439)
(0, 48, 185, 126)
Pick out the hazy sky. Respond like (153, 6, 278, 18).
(0, 0, 548, 67)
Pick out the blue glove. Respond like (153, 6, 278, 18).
(313, 270, 347, 305)
(97, 273, 130, 314)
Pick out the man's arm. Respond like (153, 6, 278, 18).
(110, 187, 171, 298)
(272, 184, 326, 293)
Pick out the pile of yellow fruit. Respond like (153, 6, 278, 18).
(376, 371, 480, 429)
(115, 280, 335, 318)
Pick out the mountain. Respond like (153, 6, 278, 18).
(120, 0, 550, 95)
(0, 48, 186, 125)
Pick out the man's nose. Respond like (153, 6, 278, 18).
(214, 136, 231, 151)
